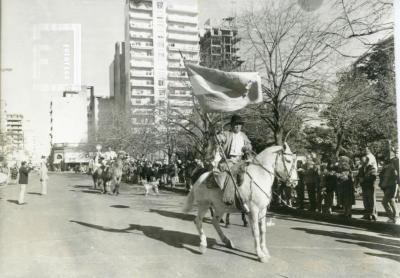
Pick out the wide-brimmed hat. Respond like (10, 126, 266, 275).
(230, 114, 244, 125)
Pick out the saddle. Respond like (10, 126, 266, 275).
(211, 161, 248, 210)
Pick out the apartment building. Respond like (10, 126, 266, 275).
(6, 114, 24, 151)
(124, 0, 199, 126)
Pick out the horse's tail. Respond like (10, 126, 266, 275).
(182, 171, 210, 213)
(182, 189, 195, 213)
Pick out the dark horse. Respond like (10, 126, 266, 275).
(92, 157, 123, 195)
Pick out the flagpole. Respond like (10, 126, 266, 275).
(179, 51, 248, 212)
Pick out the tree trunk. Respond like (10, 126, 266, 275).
(274, 129, 283, 146)
(335, 130, 344, 158)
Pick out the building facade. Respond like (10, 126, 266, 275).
(124, 0, 199, 127)
(200, 24, 243, 71)
(6, 114, 24, 152)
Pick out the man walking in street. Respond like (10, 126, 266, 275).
(39, 156, 49, 195)
(18, 161, 31, 205)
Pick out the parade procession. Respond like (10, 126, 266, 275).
(0, 0, 399, 277)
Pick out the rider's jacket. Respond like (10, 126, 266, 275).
(212, 130, 252, 168)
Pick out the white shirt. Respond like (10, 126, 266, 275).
(230, 132, 245, 156)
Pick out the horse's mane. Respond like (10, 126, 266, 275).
(256, 145, 283, 159)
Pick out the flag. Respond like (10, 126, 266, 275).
(185, 63, 262, 113)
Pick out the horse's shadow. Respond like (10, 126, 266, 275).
(70, 220, 257, 260)
(149, 209, 196, 221)
(70, 220, 215, 254)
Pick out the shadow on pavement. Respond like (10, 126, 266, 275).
(293, 227, 400, 262)
(149, 209, 195, 221)
(73, 185, 93, 189)
(364, 252, 400, 263)
(110, 205, 130, 209)
(70, 220, 256, 260)
(27, 192, 42, 195)
(69, 189, 102, 195)
(7, 200, 19, 205)
(273, 214, 365, 231)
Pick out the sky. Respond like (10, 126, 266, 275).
(0, 0, 397, 156)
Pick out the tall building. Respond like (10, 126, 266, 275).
(6, 114, 24, 151)
(124, 0, 199, 127)
(110, 42, 129, 113)
(200, 21, 243, 71)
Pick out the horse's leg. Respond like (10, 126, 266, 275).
(194, 202, 209, 254)
(211, 205, 234, 249)
(225, 213, 230, 227)
(249, 207, 268, 263)
(259, 207, 271, 260)
(242, 213, 248, 227)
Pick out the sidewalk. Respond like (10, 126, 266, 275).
(163, 182, 400, 235)
(271, 189, 400, 236)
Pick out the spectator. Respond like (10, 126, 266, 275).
(303, 160, 320, 212)
(379, 153, 399, 224)
(357, 156, 377, 221)
(324, 160, 338, 214)
(337, 156, 354, 220)
(39, 156, 49, 195)
(296, 160, 305, 209)
(18, 161, 32, 205)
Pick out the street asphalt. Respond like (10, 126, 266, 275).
(0, 172, 399, 278)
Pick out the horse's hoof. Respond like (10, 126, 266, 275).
(259, 256, 269, 263)
(225, 240, 235, 249)
(199, 244, 207, 254)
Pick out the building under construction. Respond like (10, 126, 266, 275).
(199, 18, 243, 71)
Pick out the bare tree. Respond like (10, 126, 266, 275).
(238, 1, 336, 145)
(331, 0, 393, 43)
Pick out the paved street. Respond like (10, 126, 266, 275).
(0, 173, 399, 278)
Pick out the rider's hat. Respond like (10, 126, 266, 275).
(230, 114, 244, 126)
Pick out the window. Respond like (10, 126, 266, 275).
(159, 89, 166, 96)
(158, 80, 164, 86)
(157, 2, 163, 9)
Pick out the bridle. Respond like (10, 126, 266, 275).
(250, 149, 298, 186)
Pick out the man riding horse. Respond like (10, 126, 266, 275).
(192, 114, 253, 213)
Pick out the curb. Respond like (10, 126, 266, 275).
(271, 206, 400, 236)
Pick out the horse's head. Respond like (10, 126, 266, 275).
(275, 143, 298, 188)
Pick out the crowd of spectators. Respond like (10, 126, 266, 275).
(272, 147, 400, 224)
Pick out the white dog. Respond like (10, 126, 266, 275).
(143, 178, 159, 196)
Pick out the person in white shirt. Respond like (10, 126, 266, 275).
(39, 156, 49, 195)
(212, 114, 252, 169)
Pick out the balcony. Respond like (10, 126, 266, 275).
(130, 43, 153, 50)
(167, 5, 198, 15)
(131, 52, 153, 60)
(167, 15, 198, 25)
(129, 12, 152, 20)
(130, 31, 153, 40)
(131, 80, 154, 87)
(130, 60, 153, 68)
(130, 70, 154, 77)
(168, 44, 199, 52)
(130, 21, 153, 30)
(129, 2, 152, 11)
(167, 33, 198, 42)
(167, 54, 181, 60)
(168, 81, 189, 88)
(167, 25, 198, 34)
(168, 63, 185, 69)
(168, 72, 188, 78)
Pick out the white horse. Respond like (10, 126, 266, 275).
(182, 143, 298, 263)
